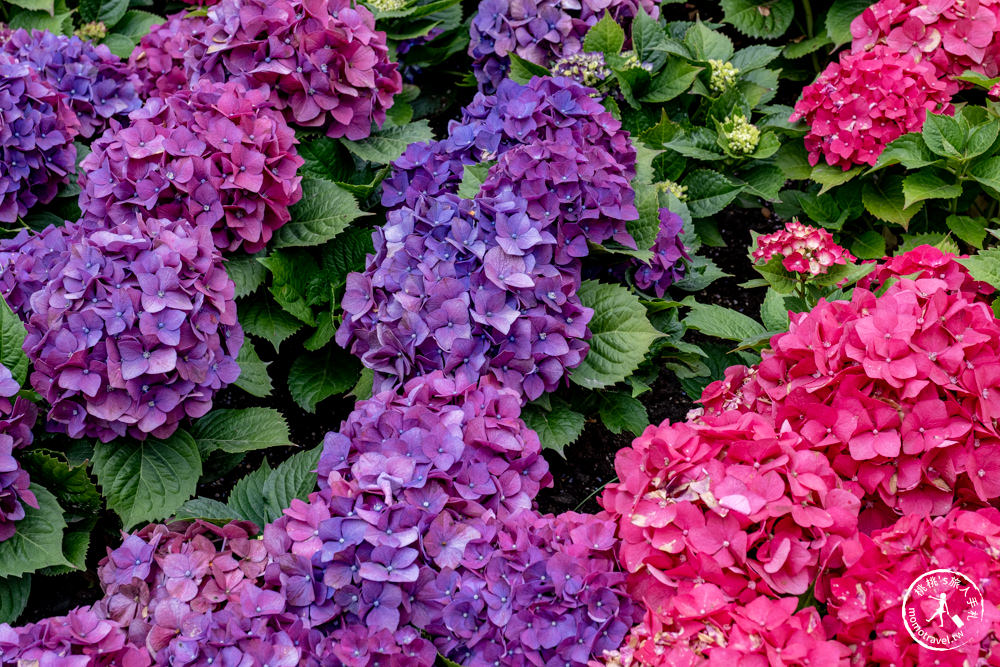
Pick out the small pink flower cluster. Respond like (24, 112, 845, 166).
(790, 45, 951, 169)
(751, 220, 856, 276)
(598, 247, 1000, 665)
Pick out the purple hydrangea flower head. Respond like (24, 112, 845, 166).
(340, 77, 637, 400)
(128, 11, 213, 99)
(0, 222, 75, 318)
(1, 28, 143, 139)
(0, 53, 79, 222)
(21, 215, 242, 441)
(79, 78, 304, 252)
(469, 0, 660, 92)
(0, 361, 39, 543)
(631, 207, 689, 297)
(195, 0, 403, 140)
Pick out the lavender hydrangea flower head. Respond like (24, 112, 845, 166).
(196, 0, 403, 140)
(1, 28, 142, 139)
(22, 215, 242, 441)
(631, 207, 688, 297)
(341, 77, 638, 400)
(128, 11, 213, 99)
(0, 53, 79, 223)
(469, 0, 660, 92)
(79, 79, 304, 253)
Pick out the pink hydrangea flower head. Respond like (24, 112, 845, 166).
(752, 220, 857, 277)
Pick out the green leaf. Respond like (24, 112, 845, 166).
(304, 312, 336, 351)
(258, 250, 317, 326)
(873, 133, 938, 171)
(274, 178, 364, 248)
(783, 33, 832, 59)
(759, 289, 791, 332)
(922, 113, 966, 158)
(583, 12, 626, 55)
(862, 176, 922, 229)
(234, 340, 272, 397)
(682, 298, 767, 342)
(640, 59, 701, 103)
(810, 164, 862, 194)
(737, 163, 784, 201)
(521, 399, 585, 457)
(79, 0, 129, 26)
(342, 120, 434, 164)
(44, 525, 91, 574)
(599, 392, 649, 436)
(957, 248, 1000, 288)
(287, 348, 360, 413)
(507, 52, 550, 84)
(0, 575, 30, 624)
(672, 256, 730, 291)
(0, 485, 68, 577)
(682, 169, 743, 218)
(225, 253, 267, 298)
(773, 142, 812, 180)
(7, 0, 53, 12)
(730, 44, 782, 71)
(826, 0, 870, 45)
(239, 297, 302, 350)
(684, 20, 734, 61)
(8, 7, 71, 32)
(850, 230, 886, 259)
(632, 7, 668, 70)
(898, 233, 960, 255)
(629, 183, 663, 257)
(191, 408, 293, 454)
(0, 295, 28, 386)
(571, 281, 663, 389)
(720, 0, 794, 39)
(457, 162, 494, 199)
(901, 170, 962, 208)
(21, 450, 101, 518)
(970, 156, 1000, 192)
(261, 445, 323, 518)
(964, 119, 1000, 159)
(349, 367, 374, 400)
(946, 215, 988, 248)
(370, 0, 461, 19)
(174, 498, 240, 523)
(91, 431, 201, 529)
(114, 9, 164, 40)
(227, 462, 273, 529)
(101, 33, 135, 59)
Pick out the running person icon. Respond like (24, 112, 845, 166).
(925, 593, 950, 626)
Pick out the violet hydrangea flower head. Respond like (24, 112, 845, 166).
(631, 207, 688, 297)
(79, 78, 304, 253)
(0, 222, 75, 318)
(0, 53, 79, 223)
(196, 0, 402, 140)
(22, 214, 242, 441)
(0, 361, 37, 544)
(790, 45, 952, 170)
(1, 28, 142, 139)
(468, 0, 659, 92)
(128, 11, 213, 99)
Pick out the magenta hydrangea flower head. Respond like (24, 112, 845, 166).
(630, 207, 688, 297)
(196, 0, 402, 140)
(0, 53, 79, 222)
(79, 79, 303, 253)
(1, 28, 142, 139)
(469, 0, 660, 92)
(752, 219, 856, 277)
(0, 362, 37, 543)
(22, 215, 242, 441)
(128, 11, 213, 99)
(790, 45, 952, 170)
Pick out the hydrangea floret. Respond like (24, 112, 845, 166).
(656, 179, 687, 201)
(0, 54, 79, 223)
(551, 52, 611, 87)
(22, 215, 242, 441)
(0, 363, 37, 543)
(751, 220, 856, 276)
(79, 79, 304, 253)
(366, 0, 407, 11)
(708, 59, 739, 94)
(1, 29, 142, 139)
(721, 113, 760, 154)
(197, 0, 402, 140)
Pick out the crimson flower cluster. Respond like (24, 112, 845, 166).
(128, 11, 213, 100)
(598, 247, 1000, 665)
(340, 76, 638, 400)
(752, 219, 856, 277)
(79, 79, 304, 253)
(0, 54, 79, 223)
(197, 0, 402, 140)
(468, 0, 659, 92)
(631, 207, 688, 297)
(0, 363, 38, 543)
(1, 28, 142, 139)
(790, 45, 951, 169)
(22, 215, 242, 442)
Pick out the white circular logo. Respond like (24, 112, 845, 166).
(901, 569, 986, 651)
